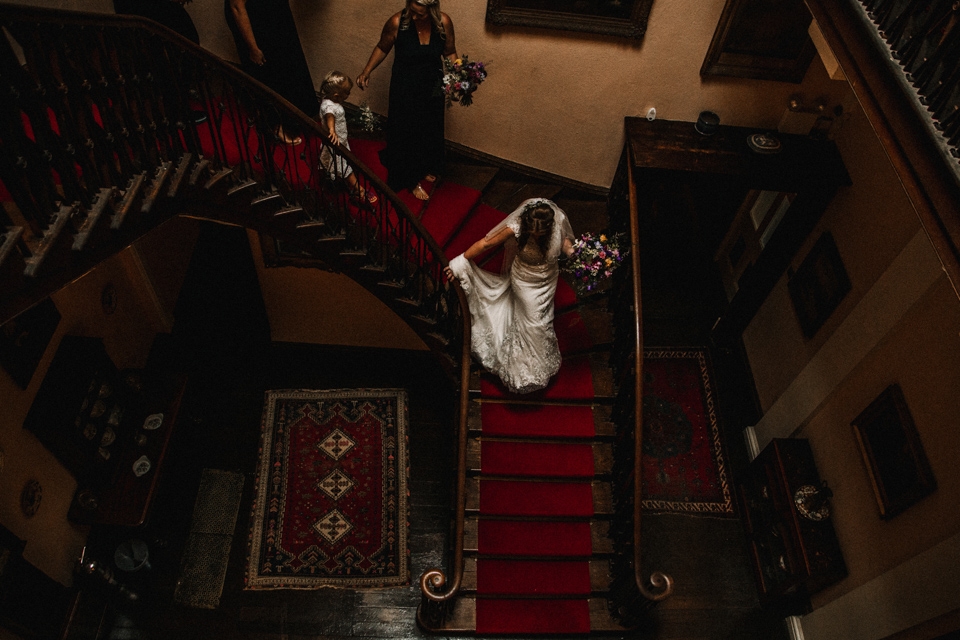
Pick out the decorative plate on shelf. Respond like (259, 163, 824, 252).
(747, 133, 782, 154)
(143, 413, 163, 431)
(133, 455, 152, 477)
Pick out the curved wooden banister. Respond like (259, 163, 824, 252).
(416, 279, 471, 628)
(626, 159, 674, 604)
(803, 0, 960, 299)
(0, 3, 474, 619)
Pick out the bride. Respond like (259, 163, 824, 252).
(445, 199, 576, 394)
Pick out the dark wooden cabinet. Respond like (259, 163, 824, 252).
(23, 335, 185, 526)
(611, 117, 851, 345)
(740, 438, 846, 606)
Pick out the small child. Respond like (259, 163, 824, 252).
(319, 71, 377, 204)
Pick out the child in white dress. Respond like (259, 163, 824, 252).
(319, 71, 377, 204)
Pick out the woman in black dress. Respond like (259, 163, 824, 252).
(225, 0, 318, 144)
(357, 0, 457, 200)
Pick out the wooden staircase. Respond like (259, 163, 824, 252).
(0, 5, 671, 634)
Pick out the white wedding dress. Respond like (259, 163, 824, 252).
(448, 199, 575, 394)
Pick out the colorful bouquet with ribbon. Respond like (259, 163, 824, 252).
(564, 232, 627, 296)
(440, 55, 488, 107)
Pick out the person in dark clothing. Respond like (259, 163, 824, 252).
(114, 0, 206, 124)
(356, 0, 457, 201)
(114, 0, 199, 44)
(225, 0, 319, 144)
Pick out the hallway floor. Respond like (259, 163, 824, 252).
(68, 160, 788, 638)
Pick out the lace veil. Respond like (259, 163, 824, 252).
(484, 198, 574, 274)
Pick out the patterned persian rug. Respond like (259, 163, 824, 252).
(641, 349, 734, 516)
(246, 388, 409, 589)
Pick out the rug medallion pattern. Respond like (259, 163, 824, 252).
(246, 388, 409, 589)
(641, 349, 734, 515)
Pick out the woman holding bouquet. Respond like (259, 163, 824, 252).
(445, 199, 576, 394)
(356, 0, 456, 201)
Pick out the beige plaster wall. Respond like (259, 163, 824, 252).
(10, 0, 847, 187)
(179, 0, 846, 188)
(743, 89, 921, 411)
(740, 62, 960, 618)
(0, 248, 172, 584)
(802, 274, 960, 603)
(246, 231, 426, 349)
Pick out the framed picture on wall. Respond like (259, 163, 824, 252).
(0, 299, 61, 389)
(701, 0, 816, 83)
(485, 0, 654, 40)
(852, 384, 937, 520)
(787, 232, 851, 339)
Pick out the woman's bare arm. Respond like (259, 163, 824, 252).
(444, 226, 514, 279)
(441, 13, 457, 60)
(463, 226, 514, 261)
(229, 0, 263, 65)
(357, 14, 400, 89)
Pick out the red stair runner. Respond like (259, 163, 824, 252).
(481, 441, 594, 478)
(421, 182, 482, 248)
(480, 403, 595, 438)
(476, 559, 590, 595)
(477, 520, 593, 556)
(556, 310, 594, 354)
(479, 479, 594, 517)
(344, 137, 600, 635)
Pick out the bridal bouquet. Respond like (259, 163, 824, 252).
(440, 55, 488, 107)
(564, 232, 627, 296)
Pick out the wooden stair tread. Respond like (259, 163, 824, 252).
(465, 476, 613, 515)
(464, 517, 613, 555)
(461, 557, 612, 593)
(467, 438, 613, 478)
(426, 597, 632, 635)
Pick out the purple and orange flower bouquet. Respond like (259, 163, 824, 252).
(564, 232, 627, 296)
(440, 55, 488, 107)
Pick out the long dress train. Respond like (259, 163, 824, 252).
(448, 200, 575, 394)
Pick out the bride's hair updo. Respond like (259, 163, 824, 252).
(518, 201, 555, 255)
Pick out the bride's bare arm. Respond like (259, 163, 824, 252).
(444, 227, 514, 280)
(463, 227, 514, 261)
(562, 237, 575, 257)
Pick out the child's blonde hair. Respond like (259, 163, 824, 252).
(320, 71, 352, 99)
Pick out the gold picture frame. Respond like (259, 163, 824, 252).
(485, 0, 654, 40)
(852, 384, 937, 520)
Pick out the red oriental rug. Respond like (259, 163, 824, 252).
(245, 389, 409, 589)
(641, 349, 734, 516)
